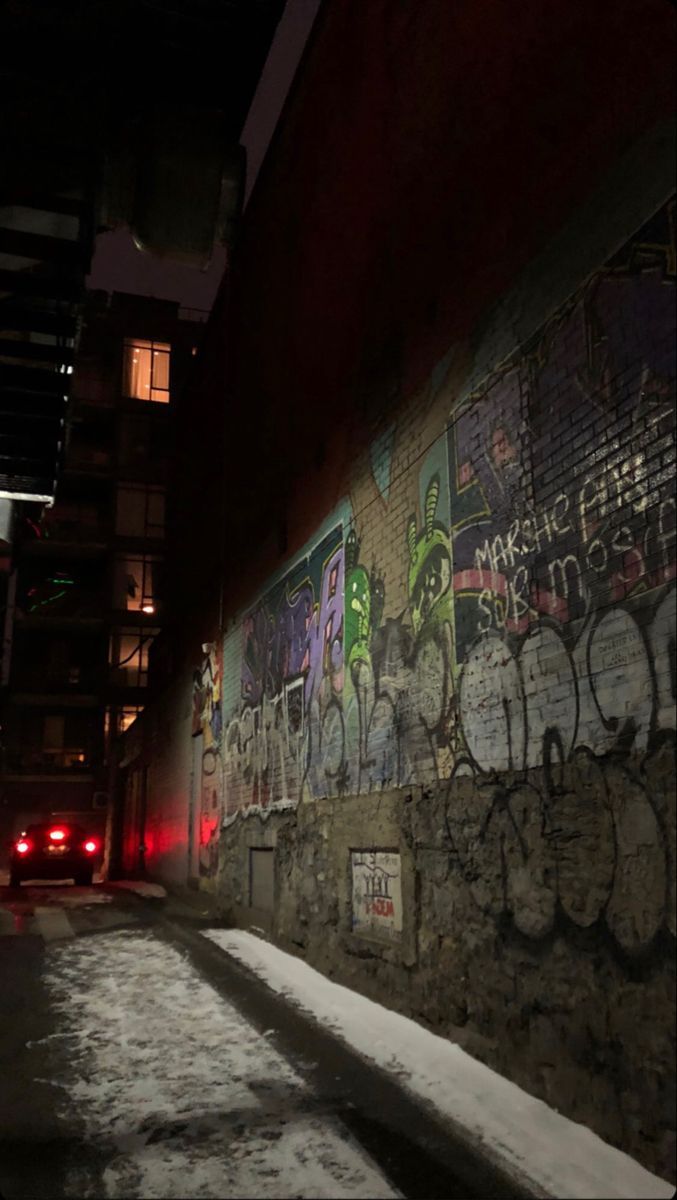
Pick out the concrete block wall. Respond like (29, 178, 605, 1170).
(210, 197, 676, 1179)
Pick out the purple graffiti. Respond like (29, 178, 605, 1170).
(303, 545, 344, 705)
(271, 584, 314, 684)
(240, 531, 344, 710)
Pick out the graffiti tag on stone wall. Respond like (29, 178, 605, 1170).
(351, 850, 403, 941)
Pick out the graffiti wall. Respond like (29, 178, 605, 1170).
(210, 199, 675, 1178)
(223, 526, 344, 814)
(224, 201, 675, 869)
(443, 201, 677, 951)
(192, 641, 223, 875)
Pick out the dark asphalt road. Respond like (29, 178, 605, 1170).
(0, 883, 536, 1200)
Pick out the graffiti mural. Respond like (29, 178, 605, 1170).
(449, 272, 675, 662)
(446, 594, 676, 949)
(340, 472, 456, 795)
(443, 198, 677, 948)
(220, 199, 676, 951)
(192, 641, 223, 875)
(223, 527, 344, 812)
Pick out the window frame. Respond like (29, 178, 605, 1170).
(109, 628, 158, 689)
(122, 338, 171, 404)
(113, 552, 162, 614)
(115, 483, 165, 540)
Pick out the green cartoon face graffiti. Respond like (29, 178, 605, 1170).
(346, 566, 371, 645)
(345, 529, 370, 656)
(345, 530, 382, 687)
(407, 474, 453, 635)
(345, 565, 372, 686)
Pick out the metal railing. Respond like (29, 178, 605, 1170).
(5, 749, 93, 772)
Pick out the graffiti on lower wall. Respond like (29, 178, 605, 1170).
(351, 850, 403, 941)
(220, 199, 676, 945)
(192, 640, 223, 875)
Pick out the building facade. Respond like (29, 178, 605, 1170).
(116, 0, 676, 1180)
(0, 291, 201, 850)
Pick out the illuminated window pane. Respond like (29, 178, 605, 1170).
(113, 554, 161, 613)
(105, 705, 144, 740)
(119, 706, 143, 733)
(109, 629, 158, 688)
(123, 339, 171, 404)
(150, 347, 169, 400)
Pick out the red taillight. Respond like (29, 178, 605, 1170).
(49, 828, 66, 842)
(16, 839, 30, 854)
(84, 839, 97, 853)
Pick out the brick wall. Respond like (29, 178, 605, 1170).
(220, 200, 675, 818)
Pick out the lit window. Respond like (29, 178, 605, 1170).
(41, 713, 92, 769)
(123, 339, 171, 403)
(105, 705, 144, 739)
(118, 706, 143, 733)
(114, 554, 161, 613)
(109, 629, 158, 689)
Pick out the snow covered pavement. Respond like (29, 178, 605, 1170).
(43, 930, 399, 1200)
(204, 930, 675, 1200)
(106, 880, 168, 899)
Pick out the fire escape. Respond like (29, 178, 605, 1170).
(1, 0, 286, 508)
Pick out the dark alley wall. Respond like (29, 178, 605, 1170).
(170, 0, 676, 609)
(131, 0, 676, 1181)
(216, 199, 676, 1175)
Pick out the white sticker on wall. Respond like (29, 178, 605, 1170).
(351, 850, 402, 942)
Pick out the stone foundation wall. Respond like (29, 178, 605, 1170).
(216, 770, 676, 1181)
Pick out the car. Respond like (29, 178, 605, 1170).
(9, 822, 100, 887)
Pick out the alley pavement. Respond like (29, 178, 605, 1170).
(0, 879, 529, 1200)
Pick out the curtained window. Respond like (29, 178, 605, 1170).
(123, 339, 171, 403)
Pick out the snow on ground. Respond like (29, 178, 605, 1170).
(0, 869, 104, 887)
(22, 886, 113, 906)
(205, 930, 674, 1200)
(109, 880, 168, 898)
(43, 931, 399, 1200)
